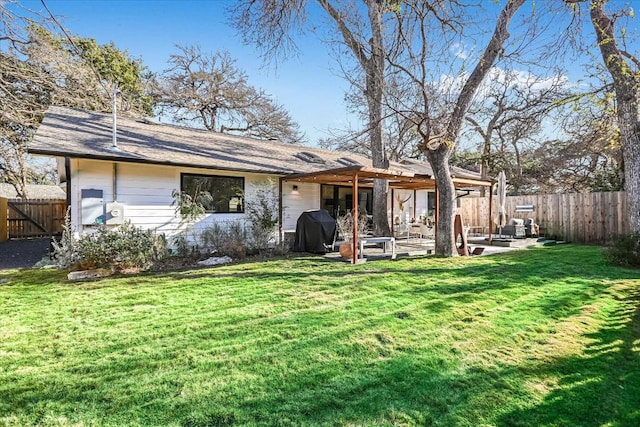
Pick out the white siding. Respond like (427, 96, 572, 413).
(281, 182, 320, 231)
(70, 159, 299, 240)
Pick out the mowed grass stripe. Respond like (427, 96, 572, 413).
(1, 245, 639, 426)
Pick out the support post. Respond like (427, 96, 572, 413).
(488, 183, 494, 244)
(413, 189, 417, 220)
(352, 171, 359, 264)
(390, 188, 395, 237)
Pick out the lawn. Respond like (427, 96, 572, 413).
(0, 245, 639, 426)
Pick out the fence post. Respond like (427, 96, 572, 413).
(0, 197, 7, 242)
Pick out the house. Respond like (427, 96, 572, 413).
(0, 183, 66, 200)
(28, 106, 490, 251)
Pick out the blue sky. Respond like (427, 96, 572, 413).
(14, 0, 640, 149)
(21, 0, 351, 144)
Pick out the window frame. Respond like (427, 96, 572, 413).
(179, 172, 245, 214)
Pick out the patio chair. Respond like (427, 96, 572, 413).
(419, 223, 434, 239)
(502, 218, 526, 238)
(395, 221, 421, 241)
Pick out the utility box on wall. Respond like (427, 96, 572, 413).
(106, 202, 125, 225)
(81, 189, 103, 225)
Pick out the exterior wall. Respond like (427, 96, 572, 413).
(69, 159, 282, 237)
(68, 159, 442, 241)
(68, 159, 323, 241)
(281, 181, 320, 231)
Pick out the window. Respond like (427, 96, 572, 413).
(320, 184, 373, 218)
(180, 173, 244, 213)
(336, 157, 361, 167)
(295, 151, 325, 164)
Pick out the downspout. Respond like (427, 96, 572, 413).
(113, 162, 118, 202)
(278, 176, 284, 244)
(64, 156, 71, 209)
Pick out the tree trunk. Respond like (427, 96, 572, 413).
(480, 135, 492, 197)
(590, 0, 640, 232)
(368, 69, 391, 236)
(426, 0, 525, 255)
(317, 0, 391, 236)
(621, 120, 640, 232)
(366, 0, 391, 236)
(427, 144, 456, 256)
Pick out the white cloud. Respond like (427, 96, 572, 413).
(449, 43, 469, 60)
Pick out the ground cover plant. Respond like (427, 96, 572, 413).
(1, 245, 639, 426)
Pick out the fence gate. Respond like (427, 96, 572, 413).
(0, 197, 66, 241)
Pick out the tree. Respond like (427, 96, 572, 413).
(463, 68, 570, 195)
(385, 0, 527, 256)
(454, 82, 624, 195)
(25, 25, 153, 115)
(231, 0, 393, 236)
(320, 77, 423, 162)
(547, 87, 623, 193)
(151, 45, 303, 143)
(589, 0, 640, 232)
(1, 2, 57, 198)
(1, 13, 150, 198)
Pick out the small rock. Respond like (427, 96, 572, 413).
(197, 256, 233, 266)
(67, 268, 114, 281)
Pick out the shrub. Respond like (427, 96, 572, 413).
(51, 207, 79, 269)
(199, 221, 247, 259)
(52, 218, 166, 272)
(172, 179, 282, 258)
(604, 232, 640, 267)
(200, 222, 226, 252)
(245, 180, 279, 254)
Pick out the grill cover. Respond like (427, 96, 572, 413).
(294, 210, 336, 253)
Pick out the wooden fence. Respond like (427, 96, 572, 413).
(458, 191, 628, 245)
(0, 197, 66, 241)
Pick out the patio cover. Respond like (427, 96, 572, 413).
(282, 165, 493, 264)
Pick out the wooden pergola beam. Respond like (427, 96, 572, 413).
(281, 165, 493, 263)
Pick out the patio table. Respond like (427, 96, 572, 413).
(359, 236, 396, 260)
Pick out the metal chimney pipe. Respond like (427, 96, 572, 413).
(112, 88, 119, 148)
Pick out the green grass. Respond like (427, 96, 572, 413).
(1, 245, 639, 426)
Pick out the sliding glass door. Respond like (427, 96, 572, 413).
(320, 184, 373, 218)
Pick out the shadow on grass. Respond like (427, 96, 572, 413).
(131, 245, 623, 284)
(2, 245, 640, 425)
(138, 246, 635, 323)
(496, 288, 640, 427)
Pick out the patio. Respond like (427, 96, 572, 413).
(324, 234, 537, 262)
(282, 164, 494, 264)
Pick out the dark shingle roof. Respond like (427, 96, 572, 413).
(29, 107, 486, 185)
(29, 106, 380, 175)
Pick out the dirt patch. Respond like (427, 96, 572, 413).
(0, 238, 51, 270)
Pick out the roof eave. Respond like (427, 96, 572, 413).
(28, 148, 292, 177)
